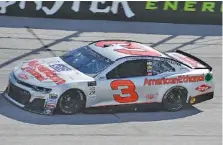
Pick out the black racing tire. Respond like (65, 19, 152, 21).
(162, 86, 188, 112)
(57, 89, 86, 115)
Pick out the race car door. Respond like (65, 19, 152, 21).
(92, 59, 155, 107)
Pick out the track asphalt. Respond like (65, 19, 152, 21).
(0, 16, 222, 145)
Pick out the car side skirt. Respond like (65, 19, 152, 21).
(84, 102, 163, 113)
(189, 92, 214, 105)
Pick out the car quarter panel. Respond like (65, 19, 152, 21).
(147, 69, 215, 103)
(89, 57, 187, 107)
(89, 69, 214, 108)
(90, 76, 156, 107)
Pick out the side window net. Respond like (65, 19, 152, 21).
(152, 60, 175, 75)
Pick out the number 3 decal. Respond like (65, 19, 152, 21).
(110, 80, 139, 103)
(96, 41, 161, 56)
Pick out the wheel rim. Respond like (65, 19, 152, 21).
(59, 91, 84, 114)
(165, 87, 187, 111)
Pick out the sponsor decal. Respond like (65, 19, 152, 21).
(125, 56, 154, 61)
(88, 81, 97, 86)
(173, 53, 200, 67)
(190, 97, 196, 104)
(49, 64, 71, 72)
(205, 73, 213, 82)
(96, 41, 162, 56)
(147, 62, 152, 70)
(44, 102, 56, 115)
(145, 93, 158, 101)
(45, 103, 56, 109)
(196, 84, 211, 92)
(147, 61, 152, 65)
(89, 87, 96, 95)
(49, 94, 58, 99)
(22, 67, 46, 81)
(147, 72, 153, 76)
(147, 61, 153, 76)
(160, 58, 181, 66)
(18, 73, 28, 80)
(0, 1, 135, 18)
(144, 74, 204, 86)
(110, 80, 139, 103)
(145, 1, 222, 13)
(0, 1, 220, 26)
(45, 103, 57, 109)
(114, 49, 161, 56)
(46, 96, 57, 104)
(44, 96, 57, 114)
(22, 60, 66, 85)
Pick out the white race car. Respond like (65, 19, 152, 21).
(4, 40, 214, 115)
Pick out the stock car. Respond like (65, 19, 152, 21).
(4, 40, 214, 115)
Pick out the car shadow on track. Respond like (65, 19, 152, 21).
(0, 93, 202, 125)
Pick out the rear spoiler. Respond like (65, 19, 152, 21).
(175, 50, 212, 71)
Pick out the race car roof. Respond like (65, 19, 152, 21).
(88, 40, 166, 61)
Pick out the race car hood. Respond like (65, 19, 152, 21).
(13, 57, 94, 87)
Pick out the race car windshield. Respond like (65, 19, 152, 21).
(60, 46, 113, 76)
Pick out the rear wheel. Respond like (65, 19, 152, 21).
(57, 89, 86, 115)
(162, 86, 188, 111)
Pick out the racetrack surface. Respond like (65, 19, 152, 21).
(0, 16, 222, 145)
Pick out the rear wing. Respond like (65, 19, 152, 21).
(175, 50, 212, 71)
(166, 50, 212, 71)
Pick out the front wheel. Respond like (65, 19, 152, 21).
(162, 86, 188, 112)
(57, 89, 86, 115)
